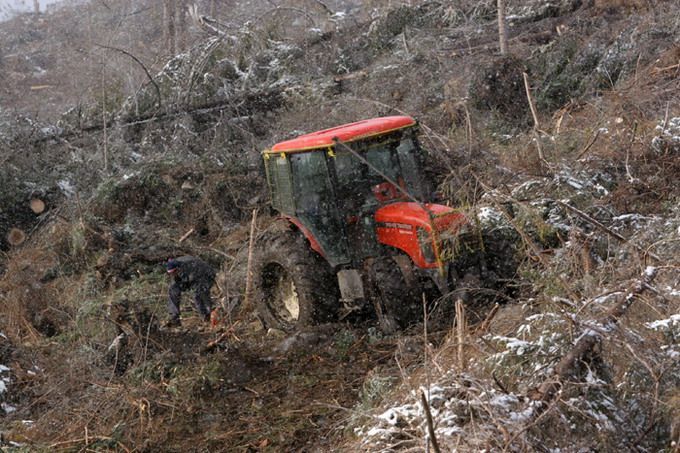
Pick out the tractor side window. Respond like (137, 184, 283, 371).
(290, 152, 333, 214)
(268, 155, 295, 213)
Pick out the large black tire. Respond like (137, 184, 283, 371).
(480, 228, 522, 290)
(252, 229, 339, 331)
(372, 256, 421, 331)
(453, 228, 521, 305)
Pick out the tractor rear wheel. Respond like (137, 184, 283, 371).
(252, 229, 339, 332)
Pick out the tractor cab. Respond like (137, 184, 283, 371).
(264, 116, 465, 270)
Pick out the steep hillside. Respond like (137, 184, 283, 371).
(1, 0, 679, 451)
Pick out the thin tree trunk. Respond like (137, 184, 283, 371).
(242, 209, 258, 313)
(177, 0, 187, 52)
(162, 2, 168, 46)
(421, 391, 442, 453)
(523, 72, 540, 130)
(456, 299, 467, 370)
(497, 0, 508, 55)
(164, 0, 176, 55)
(101, 70, 108, 174)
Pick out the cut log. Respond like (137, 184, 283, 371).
(7, 228, 26, 246)
(30, 198, 46, 214)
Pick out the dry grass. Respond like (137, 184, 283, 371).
(2, 0, 680, 451)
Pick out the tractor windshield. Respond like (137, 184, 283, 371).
(395, 136, 428, 201)
(333, 132, 432, 212)
(365, 143, 401, 186)
(334, 140, 403, 213)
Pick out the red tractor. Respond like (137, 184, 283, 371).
(253, 116, 481, 332)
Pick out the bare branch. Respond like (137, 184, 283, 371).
(555, 200, 661, 262)
(95, 44, 162, 111)
(420, 391, 442, 453)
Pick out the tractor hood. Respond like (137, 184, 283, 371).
(374, 202, 468, 269)
(375, 202, 467, 233)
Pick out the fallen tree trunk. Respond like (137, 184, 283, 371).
(502, 268, 661, 450)
(534, 266, 658, 408)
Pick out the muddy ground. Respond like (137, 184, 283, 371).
(1, 0, 679, 451)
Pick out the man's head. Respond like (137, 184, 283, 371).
(166, 259, 179, 274)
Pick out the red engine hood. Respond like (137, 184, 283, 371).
(375, 202, 467, 232)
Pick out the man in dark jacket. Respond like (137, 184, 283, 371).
(165, 255, 216, 327)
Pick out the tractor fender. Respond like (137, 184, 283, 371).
(419, 267, 451, 296)
(282, 215, 326, 258)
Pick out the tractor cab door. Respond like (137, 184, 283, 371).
(289, 151, 350, 268)
(333, 149, 380, 263)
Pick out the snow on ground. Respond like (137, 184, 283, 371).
(354, 372, 528, 450)
(652, 116, 680, 154)
(0, 331, 15, 414)
(645, 313, 680, 356)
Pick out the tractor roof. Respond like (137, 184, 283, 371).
(265, 116, 416, 154)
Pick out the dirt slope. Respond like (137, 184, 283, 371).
(1, 0, 679, 451)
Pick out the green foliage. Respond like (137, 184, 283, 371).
(519, 265, 564, 298)
(359, 374, 395, 408)
(484, 310, 571, 391)
(69, 223, 87, 257)
(531, 37, 588, 112)
(195, 359, 229, 394)
(92, 165, 174, 222)
(95, 79, 126, 114)
(513, 203, 562, 248)
(164, 359, 230, 401)
(368, 6, 419, 51)
(93, 177, 118, 204)
(366, 326, 385, 344)
(127, 359, 175, 386)
(333, 328, 357, 358)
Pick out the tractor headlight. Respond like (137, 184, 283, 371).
(417, 227, 435, 263)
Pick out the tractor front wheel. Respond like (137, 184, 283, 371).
(372, 256, 421, 331)
(252, 229, 339, 332)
